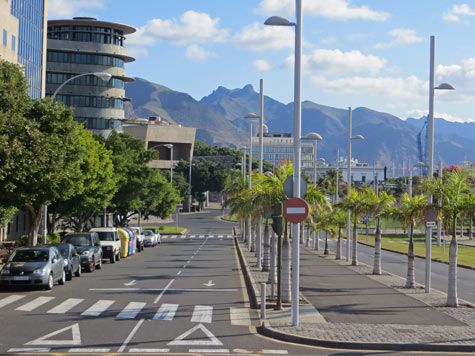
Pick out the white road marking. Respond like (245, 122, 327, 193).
(90, 287, 237, 293)
(171, 236, 177, 239)
(176, 271, 182, 275)
(68, 348, 110, 353)
(190, 235, 195, 238)
(168, 323, 223, 346)
(25, 323, 81, 346)
(233, 349, 253, 354)
(81, 300, 115, 317)
(180, 235, 186, 239)
(129, 348, 170, 353)
(124, 280, 136, 286)
(191, 305, 212, 323)
(203, 280, 215, 287)
(230, 307, 251, 326)
(47, 298, 83, 314)
(153, 279, 175, 304)
(0, 295, 25, 308)
(16, 296, 55, 311)
(189, 349, 229, 353)
(116, 302, 146, 319)
(199, 235, 205, 238)
(118, 318, 144, 352)
(8, 348, 50, 353)
(183, 265, 187, 269)
(153, 303, 178, 320)
(261, 350, 289, 354)
(217, 235, 223, 238)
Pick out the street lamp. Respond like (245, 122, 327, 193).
(426, 35, 455, 294)
(265, 0, 302, 326)
(346, 107, 364, 264)
(301, 132, 323, 185)
(46, 71, 112, 244)
(149, 143, 174, 183)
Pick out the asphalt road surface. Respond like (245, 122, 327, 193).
(0, 208, 470, 356)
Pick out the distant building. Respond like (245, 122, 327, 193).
(46, 17, 135, 135)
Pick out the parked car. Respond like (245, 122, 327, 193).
(145, 228, 161, 244)
(49, 243, 81, 280)
(143, 229, 157, 247)
(90, 228, 121, 263)
(0, 246, 66, 290)
(129, 226, 144, 252)
(62, 232, 103, 272)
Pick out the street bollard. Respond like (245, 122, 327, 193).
(260, 283, 266, 320)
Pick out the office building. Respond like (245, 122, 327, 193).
(46, 17, 135, 135)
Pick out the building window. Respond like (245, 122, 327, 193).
(11, 34, 15, 51)
(362, 175, 366, 183)
(2, 30, 7, 46)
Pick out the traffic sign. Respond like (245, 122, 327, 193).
(283, 198, 309, 224)
(426, 221, 436, 228)
(283, 175, 307, 199)
(424, 208, 438, 222)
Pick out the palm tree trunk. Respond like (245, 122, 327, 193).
(447, 215, 458, 307)
(282, 221, 291, 303)
(247, 218, 252, 251)
(336, 228, 342, 260)
(406, 224, 415, 288)
(352, 219, 358, 265)
(373, 217, 382, 275)
(324, 232, 329, 255)
(262, 223, 270, 272)
(469, 215, 473, 240)
(251, 224, 257, 253)
(267, 230, 276, 285)
(305, 224, 311, 247)
(314, 231, 319, 251)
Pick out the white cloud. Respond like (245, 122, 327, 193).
(126, 46, 149, 58)
(436, 58, 475, 101)
(127, 11, 229, 47)
(286, 49, 386, 75)
(48, 0, 105, 18)
(374, 28, 422, 49)
(232, 22, 294, 51)
(185, 45, 216, 62)
(312, 75, 426, 99)
(320, 36, 337, 45)
(443, 4, 475, 22)
(256, 0, 389, 21)
(253, 59, 271, 71)
(404, 109, 475, 123)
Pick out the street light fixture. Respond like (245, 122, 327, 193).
(149, 143, 174, 183)
(265, 0, 302, 326)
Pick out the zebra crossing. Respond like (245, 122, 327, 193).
(162, 234, 233, 240)
(0, 294, 251, 325)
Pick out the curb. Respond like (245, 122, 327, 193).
(259, 321, 475, 352)
(234, 237, 258, 309)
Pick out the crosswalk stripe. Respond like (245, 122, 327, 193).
(47, 298, 83, 314)
(68, 348, 111, 353)
(16, 296, 55, 311)
(261, 350, 289, 354)
(230, 307, 251, 326)
(191, 305, 212, 323)
(199, 235, 205, 238)
(81, 300, 115, 317)
(116, 302, 146, 319)
(8, 348, 50, 353)
(190, 235, 195, 238)
(0, 295, 25, 308)
(171, 236, 177, 239)
(129, 349, 170, 353)
(153, 303, 178, 320)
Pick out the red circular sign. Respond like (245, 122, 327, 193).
(283, 198, 309, 224)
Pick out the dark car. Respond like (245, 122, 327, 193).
(50, 243, 81, 280)
(62, 232, 103, 272)
(0, 246, 66, 290)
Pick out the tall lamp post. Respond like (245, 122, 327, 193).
(265, 0, 302, 326)
(346, 107, 364, 263)
(48, 71, 112, 244)
(149, 143, 174, 184)
(426, 35, 455, 293)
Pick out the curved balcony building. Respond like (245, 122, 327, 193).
(46, 17, 135, 135)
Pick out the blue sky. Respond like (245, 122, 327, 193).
(48, 0, 475, 123)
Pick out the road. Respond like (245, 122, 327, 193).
(0, 207, 470, 356)
(324, 237, 475, 304)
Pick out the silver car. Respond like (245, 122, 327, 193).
(0, 246, 66, 290)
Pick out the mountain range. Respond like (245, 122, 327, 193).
(125, 77, 475, 177)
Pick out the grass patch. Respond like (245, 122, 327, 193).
(146, 226, 186, 234)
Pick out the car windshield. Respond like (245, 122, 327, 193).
(10, 249, 49, 262)
(63, 235, 91, 247)
(54, 245, 69, 257)
(96, 231, 115, 241)
(143, 231, 153, 236)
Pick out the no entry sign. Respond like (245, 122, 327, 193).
(283, 197, 309, 224)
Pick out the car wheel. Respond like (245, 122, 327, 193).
(46, 273, 54, 290)
(110, 254, 115, 264)
(116, 251, 120, 261)
(74, 265, 81, 277)
(96, 255, 102, 269)
(66, 269, 72, 281)
(87, 259, 95, 273)
(59, 270, 66, 285)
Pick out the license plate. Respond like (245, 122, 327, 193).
(12, 276, 29, 281)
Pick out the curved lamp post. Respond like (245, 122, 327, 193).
(149, 144, 174, 183)
(265, 0, 302, 326)
(301, 132, 323, 185)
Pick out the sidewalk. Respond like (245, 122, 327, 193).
(235, 237, 475, 352)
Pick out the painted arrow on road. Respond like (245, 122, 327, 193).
(203, 280, 216, 287)
(124, 280, 136, 286)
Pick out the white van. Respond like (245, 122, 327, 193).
(90, 228, 121, 263)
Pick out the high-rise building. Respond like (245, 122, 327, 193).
(0, 0, 48, 99)
(46, 17, 135, 135)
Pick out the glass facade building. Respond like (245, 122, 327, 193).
(46, 17, 135, 135)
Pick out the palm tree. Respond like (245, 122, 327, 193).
(390, 193, 426, 288)
(222, 172, 251, 241)
(305, 184, 332, 250)
(331, 208, 348, 260)
(425, 170, 470, 307)
(363, 190, 395, 275)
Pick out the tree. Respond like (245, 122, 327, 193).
(331, 208, 348, 260)
(425, 170, 470, 307)
(363, 190, 395, 275)
(190, 158, 227, 210)
(390, 193, 426, 288)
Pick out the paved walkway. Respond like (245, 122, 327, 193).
(235, 236, 475, 352)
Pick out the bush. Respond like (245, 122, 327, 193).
(19, 233, 61, 246)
